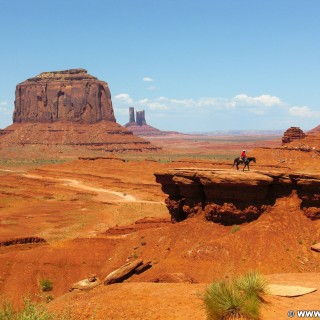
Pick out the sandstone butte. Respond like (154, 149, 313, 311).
(124, 107, 180, 137)
(155, 168, 320, 224)
(0, 69, 159, 158)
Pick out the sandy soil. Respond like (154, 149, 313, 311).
(0, 135, 320, 319)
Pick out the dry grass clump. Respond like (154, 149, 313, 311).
(0, 295, 72, 320)
(202, 271, 267, 320)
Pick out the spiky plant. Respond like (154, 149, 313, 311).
(202, 271, 268, 320)
(235, 271, 268, 302)
(203, 280, 245, 320)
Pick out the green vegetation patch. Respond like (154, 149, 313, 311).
(202, 271, 267, 320)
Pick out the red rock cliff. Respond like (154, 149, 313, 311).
(155, 169, 320, 224)
(13, 69, 116, 123)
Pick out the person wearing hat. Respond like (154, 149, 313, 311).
(241, 150, 247, 162)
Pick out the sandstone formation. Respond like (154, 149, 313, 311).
(69, 275, 101, 291)
(0, 69, 160, 157)
(124, 107, 170, 136)
(155, 169, 320, 224)
(309, 124, 320, 133)
(104, 259, 151, 285)
(282, 127, 306, 144)
(14, 69, 115, 123)
(311, 243, 320, 252)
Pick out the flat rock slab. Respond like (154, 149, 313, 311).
(311, 243, 320, 252)
(268, 284, 317, 297)
(69, 276, 101, 291)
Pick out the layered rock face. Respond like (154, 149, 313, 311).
(155, 169, 320, 224)
(282, 127, 306, 144)
(14, 69, 115, 124)
(0, 69, 160, 157)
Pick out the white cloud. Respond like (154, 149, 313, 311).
(114, 93, 133, 104)
(113, 93, 286, 113)
(113, 92, 319, 125)
(143, 77, 154, 82)
(234, 94, 283, 106)
(112, 92, 320, 131)
(0, 101, 11, 114)
(289, 106, 319, 117)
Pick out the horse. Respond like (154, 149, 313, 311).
(232, 157, 256, 171)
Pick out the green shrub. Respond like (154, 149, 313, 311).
(203, 281, 244, 320)
(230, 225, 240, 234)
(0, 295, 72, 320)
(0, 299, 15, 320)
(235, 271, 268, 301)
(202, 271, 267, 320)
(39, 279, 53, 292)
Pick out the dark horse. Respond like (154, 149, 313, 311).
(232, 157, 256, 171)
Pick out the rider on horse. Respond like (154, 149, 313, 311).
(241, 150, 247, 162)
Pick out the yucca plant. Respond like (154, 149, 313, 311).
(202, 271, 267, 320)
(203, 281, 244, 320)
(235, 271, 268, 302)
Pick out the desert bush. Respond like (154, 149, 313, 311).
(202, 271, 267, 320)
(39, 279, 53, 292)
(235, 271, 268, 301)
(203, 280, 244, 320)
(0, 295, 72, 320)
(230, 225, 240, 234)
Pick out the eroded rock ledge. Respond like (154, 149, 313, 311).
(154, 169, 320, 224)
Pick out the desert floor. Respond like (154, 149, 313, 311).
(1, 134, 320, 319)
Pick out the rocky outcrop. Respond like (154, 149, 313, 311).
(0, 69, 160, 157)
(104, 259, 151, 285)
(155, 169, 320, 224)
(124, 107, 171, 136)
(136, 110, 147, 126)
(69, 275, 101, 291)
(309, 125, 320, 133)
(311, 243, 320, 252)
(282, 127, 306, 144)
(14, 69, 115, 124)
(0, 237, 46, 247)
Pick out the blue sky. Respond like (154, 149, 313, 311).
(1, 0, 319, 132)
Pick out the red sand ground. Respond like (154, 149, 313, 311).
(0, 134, 320, 319)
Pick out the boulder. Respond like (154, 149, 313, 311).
(69, 275, 101, 291)
(104, 259, 143, 285)
(311, 243, 320, 252)
(267, 284, 317, 297)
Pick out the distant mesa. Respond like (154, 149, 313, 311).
(0, 69, 160, 158)
(14, 68, 115, 124)
(124, 107, 180, 136)
(281, 125, 320, 151)
(282, 127, 306, 144)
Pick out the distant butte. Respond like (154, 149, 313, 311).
(124, 107, 180, 136)
(280, 125, 320, 151)
(0, 69, 160, 158)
